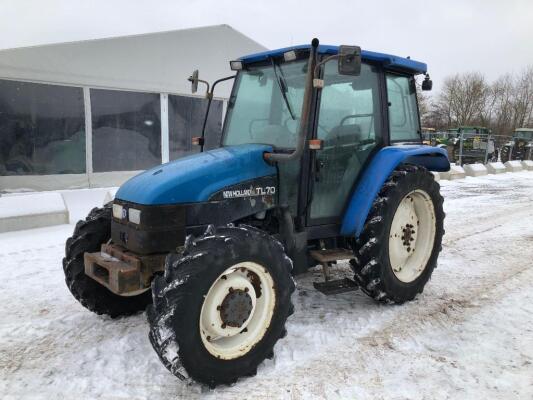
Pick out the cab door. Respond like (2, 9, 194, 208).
(307, 62, 384, 226)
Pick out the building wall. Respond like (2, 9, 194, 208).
(0, 78, 224, 191)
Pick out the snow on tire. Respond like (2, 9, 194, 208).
(147, 225, 295, 387)
(351, 164, 445, 304)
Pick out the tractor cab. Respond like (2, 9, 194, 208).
(221, 44, 430, 228)
(501, 128, 533, 162)
(514, 128, 533, 141)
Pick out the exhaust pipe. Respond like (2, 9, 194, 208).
(264, 38, 319, 163)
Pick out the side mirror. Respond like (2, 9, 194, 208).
(422, 74, 433, 91)
(338, 45, 362, 76)
(188, 70, 199, 94)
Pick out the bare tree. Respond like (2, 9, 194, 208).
(512, 66, 533, 129)
(424, 65, 533, 134)
(436, 72, 490, 127)
(491, 73, 515, 134)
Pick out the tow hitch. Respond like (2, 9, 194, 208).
(84, 243, 165, 295)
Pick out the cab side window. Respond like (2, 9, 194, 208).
(386, 74, 420, 142)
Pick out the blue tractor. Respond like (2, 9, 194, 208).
(63, 39, 449, 386)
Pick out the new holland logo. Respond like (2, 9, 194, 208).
(222, 186, 276, 199)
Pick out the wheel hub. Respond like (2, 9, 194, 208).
(400, 223, 417, 253)
(219, 288, 254, 328)
(199, 262, 277, 360)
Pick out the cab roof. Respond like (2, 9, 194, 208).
(239, 44, 427, 75)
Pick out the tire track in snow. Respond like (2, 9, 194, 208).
(443, 203, 533, 246)
(208, 198, 533, 399)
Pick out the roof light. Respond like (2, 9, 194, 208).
(229, 60, 243, 71)
(283, 50, 297, 62)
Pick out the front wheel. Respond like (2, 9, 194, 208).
(63, 205, 152, 317)
(147, 225, 295, 387)
(351, 164, 445, 304)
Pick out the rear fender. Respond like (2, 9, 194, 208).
(340, 145, 449, 237)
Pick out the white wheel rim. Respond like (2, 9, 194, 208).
(388, 190, 436, 283)
(199, 261, 276, 360)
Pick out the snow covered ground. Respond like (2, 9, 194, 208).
(1, 172, 532, 400)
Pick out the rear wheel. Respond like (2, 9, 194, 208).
(500, 145, 511, 163)
(147, 225, 295, 387)
(63, 205, 151, 317)
(351, 164, 444, 303)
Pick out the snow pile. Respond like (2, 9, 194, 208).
(504, 160, 523, 172)
(0, 192, 69, 233)
(521, 160, 533, 171)
(486, 161, 506, 174)
(463, 163, 488, 177)
(0, 192, 66, 219)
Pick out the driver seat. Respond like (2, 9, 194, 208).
(324, 124, 362, 147)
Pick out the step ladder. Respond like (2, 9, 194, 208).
(310, 248, 358, 295)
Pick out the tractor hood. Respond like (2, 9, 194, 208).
(115, 144, 276, 205)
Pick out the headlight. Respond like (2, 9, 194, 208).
(128, 208, 141, 224)
(112, 204, 123, 219)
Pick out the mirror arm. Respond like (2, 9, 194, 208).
(198, 75, 236, 152)
(198, 79, 210, 95)
(313, 54, 339, 78)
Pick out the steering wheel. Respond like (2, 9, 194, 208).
(340, 113, 374, 126)
(248, 118, 270, 139)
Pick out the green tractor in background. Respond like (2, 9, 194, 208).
(446, 126, 497, 165)
(500, 128, 533, 162)
(422, 127, 455, 162)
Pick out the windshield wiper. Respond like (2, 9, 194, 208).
(271, 59, 296, 120)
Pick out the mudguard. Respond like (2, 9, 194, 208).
(340, 145, 449, 237)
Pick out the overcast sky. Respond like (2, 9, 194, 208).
(1, 0, 532, 92)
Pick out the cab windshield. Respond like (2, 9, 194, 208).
(222, 59, 307, 149)
(515, 131, 533, 140)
